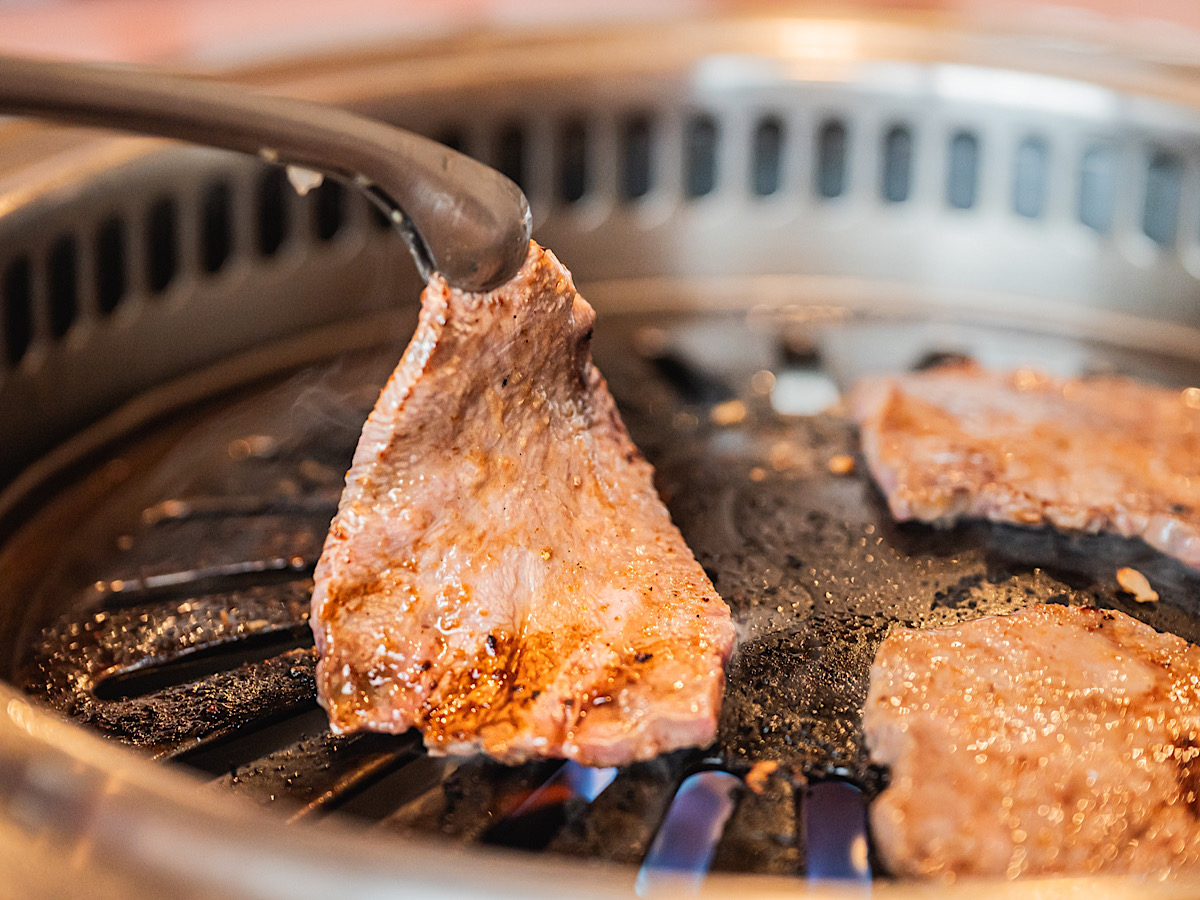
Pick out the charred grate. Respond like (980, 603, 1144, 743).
(23, 584, 316, 759)
(13, 309, 1200, 881)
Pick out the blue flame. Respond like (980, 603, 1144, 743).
(635, 771, 741, 897)
(804, 780, 872, 885)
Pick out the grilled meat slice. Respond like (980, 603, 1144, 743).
(311, 242, 735, 766)
(851, 363, 1200, 569)
(865, 604, 1200, 879)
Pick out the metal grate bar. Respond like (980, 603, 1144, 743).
(69, 647, 313, 759)
(221, 729, 421, 821)
(380, 757, 565, 844)
(711, 767, 803, 875)
(546, 753, 688, 865)
(139, 492, 340, 525)
(23, 583, 314, 758)
(92, 513, 330, 599)
(93, 558, 316, 605)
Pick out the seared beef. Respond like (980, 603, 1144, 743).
(311, 242, 735, 766)
(851, 363, 1200, 569)
(865, 604, 1200, 878)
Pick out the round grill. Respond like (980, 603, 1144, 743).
(3, 13, 1200, 898)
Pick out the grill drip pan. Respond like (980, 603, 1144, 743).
(5, 12, 1200, 899)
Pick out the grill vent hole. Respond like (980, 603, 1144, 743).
(315, 179, 346, 242)
(146, 196, 179, 294)
(3, 256, 32, 366)
(1079, 144, 1118, 234)
(816, 119, 848, 199)
(751, 116, 784, 197)
(201, 181, 234, 274)
(559, 118, 589, 204)
(622, 114, 654, 201)
(47, 235, 78, 338)
(1144, 149, 1183, 246)
(95, 216, 127, 314)
(881, 124, 913, 203)
(494, 122, 527, 194)
(256, 168, 289, 256)
(947, 130, 980, 210)
(685, 114, 719, 198)
(1013, 136, 1049, 219)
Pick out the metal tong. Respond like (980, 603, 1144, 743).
(0, 55, 532, 293)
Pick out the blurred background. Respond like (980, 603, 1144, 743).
(0, 0, 1197, 68)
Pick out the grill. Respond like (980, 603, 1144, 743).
(4, 12, 1200, 898)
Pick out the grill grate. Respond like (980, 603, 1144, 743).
(222, 729, 423, 821)
(13, 306, 1200, 880)
(25, 585, 315, 759)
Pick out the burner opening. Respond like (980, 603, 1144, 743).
(484, 762, 619, 852)
(635, 770, 742, 895)
(313, 179, 346, 242)
(1013, 136, 1049, 219)
(1078, 142, 1118, 234)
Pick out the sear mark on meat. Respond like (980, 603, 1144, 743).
(865, 603, 1200, 879)
(851, 363, 1200, 571)
(310, 242, 735, 766)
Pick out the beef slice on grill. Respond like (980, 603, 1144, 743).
(851, 363, 1200, 570)
(311, 242, 735, 767)
(865, 604, 1200, 878)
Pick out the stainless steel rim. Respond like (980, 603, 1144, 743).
(4, 12, 1200, 897)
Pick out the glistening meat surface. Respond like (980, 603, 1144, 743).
(851, 363, 1200, 569)
(865, 604, 1200, 879)
(311, 243, 735, 766)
